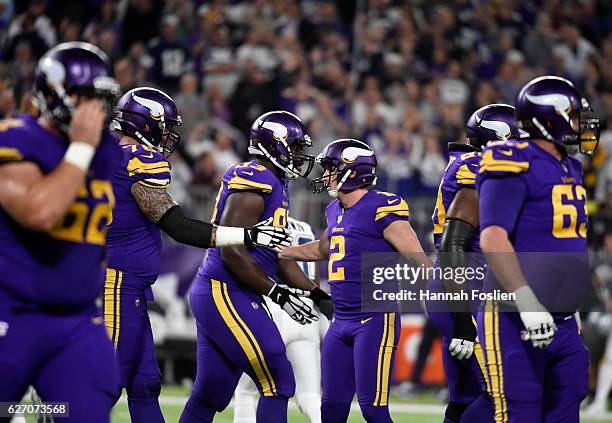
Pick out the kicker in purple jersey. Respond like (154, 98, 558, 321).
(325, 189, 409, 318)
(195, 160, 289, 293)
(106, 144, 172, 291)
(0, 115, 121, 309)
(432, 143, 481, 252)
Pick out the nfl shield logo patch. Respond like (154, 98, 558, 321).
(251, 302, 259, 309)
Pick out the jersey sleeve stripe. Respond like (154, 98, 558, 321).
(479, 150, 529, 174)
(137, 179, 170, 189)
(375, 200, 410, 221)
(456, 164, 477, 185)
(0, 147, 23, 162)
(227, 175, 273, 193)
(127, 157, 171, 176)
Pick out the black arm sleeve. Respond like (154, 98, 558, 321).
(439, 218, 477, 314)
(157, 205, 214, 248)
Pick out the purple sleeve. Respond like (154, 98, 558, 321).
(479, 175, 527, 235)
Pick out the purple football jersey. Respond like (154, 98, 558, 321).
(194, 160, 289, 292)
(106, 144, 171, 291)
(0, 115, 121, 309)
(477, 139, 589, 312)
(325, 190, 409, 318)
(477, 139, 587, 252)
(432, 143, 482, 252)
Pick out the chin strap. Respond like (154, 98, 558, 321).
(249, 144, 298, 179)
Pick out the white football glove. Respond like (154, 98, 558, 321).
(519, 312, 557, 348)
(246, 218, 294, 252)
(448, 338, 474, 360)
(267, 283, 318, 325)
(514, 285, 557, 349)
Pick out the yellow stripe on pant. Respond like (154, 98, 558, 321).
(211, 279, 277, 396)
(103, 268, 123, 351)
(374, 312, 395, 406)
(472, 315, 492, 395)
(484, 301, 508, 422)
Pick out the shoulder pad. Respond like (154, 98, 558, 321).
(480, 140, 530, 175)
(227, 162, 274, 194)
(125, 144, 171, 188)
(373, 191, 409, 221)
(0, 118, 30, 163)
(454, 151, 481, 186)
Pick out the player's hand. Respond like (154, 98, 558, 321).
(307, 287, 333, 320)
(267, 283, 318, 325)
(449, 312, 476, 360)
(246, 218, 294, 252)
(519, 311, 557, 349)
(69, 99, 105, 147)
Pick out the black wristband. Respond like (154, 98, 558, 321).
(158, 205, 214, 248)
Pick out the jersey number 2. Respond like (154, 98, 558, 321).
(552, 184, 587, 238)
(328, 235, 345, 281)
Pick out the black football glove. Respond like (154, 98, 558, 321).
(449, 312, 477, 360)
(267, 283, 318, 325)
(245, 218, 293, 252)
(308, 287, 333, 320)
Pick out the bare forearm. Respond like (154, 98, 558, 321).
(279, 240, 326, 261)
(0, 162, 87, 231)
(278, 259, 317, 290)
(222, 248, 275, 294)
(481, 227, 527, 293)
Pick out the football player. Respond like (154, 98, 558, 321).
(477, 76, 600, 422)
(0, 42, 121, 421)
(280, 139, 433, 423)
(104, 88, 292, 423)
(179, 111, 330, 423)
(234, 216, 331, 423)
(428, 104, 518, 423)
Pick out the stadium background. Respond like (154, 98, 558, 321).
(2, 0, 612, 421)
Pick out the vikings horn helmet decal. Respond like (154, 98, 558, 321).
(466, 104, 518, 149)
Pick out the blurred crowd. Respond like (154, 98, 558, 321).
(0, 0, 611, 236)
(3, 0, 612, 403)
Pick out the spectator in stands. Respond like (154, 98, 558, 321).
(174, 72, 207, 140)
(554, 22, 596, 80)
(148, 14, 190, 93)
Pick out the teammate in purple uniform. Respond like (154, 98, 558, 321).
(104, 88, 292, 423)
(179, 111, 331, 423)
(0, 42, 121, 422)
(477, 76, 600, 422)
(428, 104, 518, 423)
(281, 139, 433, 423)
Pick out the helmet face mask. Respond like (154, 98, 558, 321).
(311, 157, 342, 196)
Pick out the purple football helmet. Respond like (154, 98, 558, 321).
(111, 87, 182, 156)
(311, 139, 377, 197)
(34, 41, 120, 132)
(466, 104, 519, 149)
(248, 111, 314, 179)
(516, 75, 600, 154)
